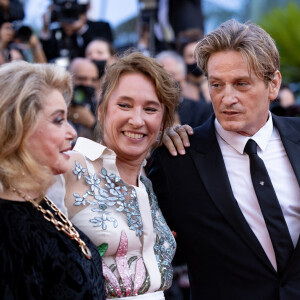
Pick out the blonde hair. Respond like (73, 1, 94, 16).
(195, 19, 280, 84)
(96, 51, 180, 146)
(0, 61, 72, 194)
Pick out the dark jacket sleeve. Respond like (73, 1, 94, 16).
(146, 147, 176, 231)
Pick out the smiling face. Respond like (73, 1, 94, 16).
(207, 50, 281, 136)
(25, 89, 76, 174)
(101, 73, 164, 163)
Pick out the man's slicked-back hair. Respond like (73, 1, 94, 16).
(195, 19, 280, 84)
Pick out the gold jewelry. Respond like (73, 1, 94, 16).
(10, 187, 92, 260)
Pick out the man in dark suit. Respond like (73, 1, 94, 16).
(147, 19, 300, 299)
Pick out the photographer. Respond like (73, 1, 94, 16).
(68, 57, 99, 139)
(0, 0, 24, 25)
(40, 0, 112, 63)
(0, 21, 47, 63)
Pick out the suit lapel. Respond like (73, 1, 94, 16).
(189, 116, 275, 272)
(273, 114, 300, 184)
(273, 114, 300, 278)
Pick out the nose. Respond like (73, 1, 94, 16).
(128, 108, 145, 128)
(66, 122, 77, 141)
(222, 84, 238, 106)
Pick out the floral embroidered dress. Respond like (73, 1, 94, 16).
(65, 138, 176, 299)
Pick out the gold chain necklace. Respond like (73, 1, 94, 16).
(10, 187, 92, 259)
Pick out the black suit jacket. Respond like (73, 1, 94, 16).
(178, 98, 213, 128)
(148, 114, 300, 300)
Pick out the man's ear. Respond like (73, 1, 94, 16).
(269, 70, 282, 101)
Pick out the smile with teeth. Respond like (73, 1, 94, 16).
(123, 131, 144, 139)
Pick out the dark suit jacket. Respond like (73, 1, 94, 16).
(178, 98, 213, 128)
(147, 114, 300, 300)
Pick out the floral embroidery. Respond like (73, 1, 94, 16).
(73, 161, 86, 180)
(71, 161, 175, 292)
(141, 176, 176, 290)
(97, 243, 108, 256)
(102, 231, 150, 298)
(72, 163, 143, 236)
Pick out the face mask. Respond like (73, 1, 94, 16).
(92, 60, 107, 78)
(175, 80, 182, 92)
(186, 62, 203, 78)
(72, 85, 95, 106)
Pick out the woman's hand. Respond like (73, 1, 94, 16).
(163, 124, 193, 156)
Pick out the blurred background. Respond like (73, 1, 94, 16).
(0, 0, 298, 160)
(72, 0, 300, 106)
(0, 0, 299, 140)
(1, 0, 300, 104)
(0, 1, 299, 298)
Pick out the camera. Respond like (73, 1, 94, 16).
(12, 21, 32, 43)
(71, 85, 95, 107)
(51, 0, 89, 24)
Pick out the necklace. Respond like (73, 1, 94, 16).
(10, 187, 92, 260)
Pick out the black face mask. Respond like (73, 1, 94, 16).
(92, 59, 107, 78)
(186, 62, 203, 78)
(175, 80, 182, 92)
(71, 85, 95, 106)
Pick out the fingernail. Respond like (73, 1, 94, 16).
(179, 150, 186, 155)
(185, 142, 190, 147)
(171, 151, 177, 156)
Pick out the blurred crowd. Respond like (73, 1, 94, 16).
(0, 0, 215, 143)
(1, 0, 298, 144)
(0, 1, 299, 299)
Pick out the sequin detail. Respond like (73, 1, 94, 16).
(133, 258, 147, 295)
(72, 162, 143, 236)
(97, 243, 108, 257)
(141, 176, 176, 290)
(102, 231, 150, 297)
(71, 161, 175, 293)
(116, 231, 132, 296)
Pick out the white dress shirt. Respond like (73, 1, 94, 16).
(215, 113, 300, 270)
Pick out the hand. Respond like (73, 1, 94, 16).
(163, 124, 193, 156)
(28, 34, 40, 48)
(68, 105, 96, 128)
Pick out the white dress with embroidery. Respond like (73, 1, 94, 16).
(67, 138, 176, 299)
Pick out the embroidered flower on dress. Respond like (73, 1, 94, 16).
(72, 162, 143, 237)
(71, 161, 175, 292)
(73, 161, 86, 180)
(102, 231, 150, 297)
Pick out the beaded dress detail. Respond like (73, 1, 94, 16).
(67, 138, 176, 298)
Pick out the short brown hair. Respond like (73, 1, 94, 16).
(0, 61, 72, 193)
(96, 51, 180, 145)
(195, 19, 280, 84)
